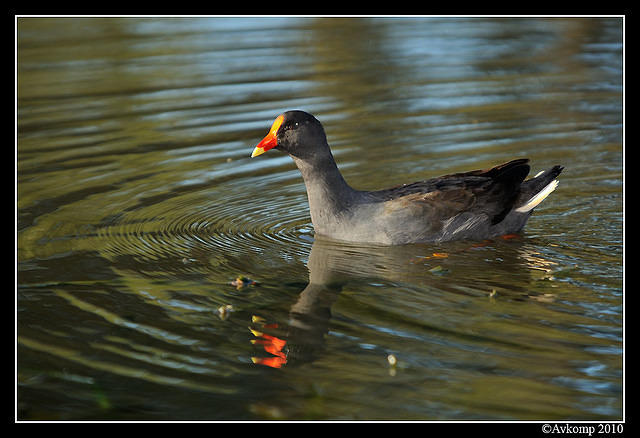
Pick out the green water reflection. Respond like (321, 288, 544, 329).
(17, 17, 622, 420)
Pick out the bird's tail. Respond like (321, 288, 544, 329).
(515, 165, 564, 213)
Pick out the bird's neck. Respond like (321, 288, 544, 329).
(291, 152, 357, 227)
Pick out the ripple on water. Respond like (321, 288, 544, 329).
(96, 183, 313, 276)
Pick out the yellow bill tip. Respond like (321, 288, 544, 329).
(251, 146, 266, 158)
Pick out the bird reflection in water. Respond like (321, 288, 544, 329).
(247, 235, 560, 369)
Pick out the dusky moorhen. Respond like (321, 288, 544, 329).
(251, 110, 563, 245)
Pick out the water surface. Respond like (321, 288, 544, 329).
(17, 17, 623, 421)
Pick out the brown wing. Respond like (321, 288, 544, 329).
(374, 159, 531, 225)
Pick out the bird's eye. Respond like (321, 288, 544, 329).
(283, 121, 300, 132)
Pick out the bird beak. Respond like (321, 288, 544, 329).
(251, 115, 284, 158)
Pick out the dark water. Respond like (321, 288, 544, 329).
(17, 17, 623, 421)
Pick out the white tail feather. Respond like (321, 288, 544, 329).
(515, 180, 559, 213)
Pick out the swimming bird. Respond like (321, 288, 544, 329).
(251, 110, 563, 245)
